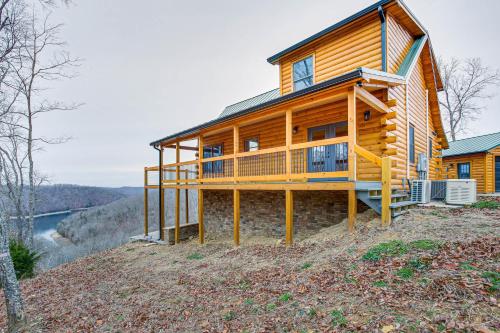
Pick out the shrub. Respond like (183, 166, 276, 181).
(470, 201, 499, 209)
(301, 262, 312, 270)
(362, 240, 409, 261)
(223, 310, 235, 321)
(9, 239, 40, 279)
(187, 252, 203, 260)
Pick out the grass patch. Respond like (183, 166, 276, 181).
(459, 261, 477, 271)
(278, 292, 292, 302)
(301, 262, 312, 270)
(223, 310, 235, 321)
(266, 303, 277, 311)
(244, 298, 254, 306)
(187, 253, 203, 260)
(481, 271, 500, 292)
(238, 280, 250, 290)
(470, 201, 499, 209)
(372, 280, 388, 288)
(396, 267, 414, 280)
(307, 308, 317, 318)
(330, 309, 348, 327)
(408, 258, 429, 271)
(362, 240, 409, 261)
(409, 239, 441, 251)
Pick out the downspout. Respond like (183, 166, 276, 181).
(378, 6, 387, 72)
(153, 144, 163, 241)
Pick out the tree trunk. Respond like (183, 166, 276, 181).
(0, 216, 26, 332)
(26, 92, 34, 249)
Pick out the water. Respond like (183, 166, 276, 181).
(34, 212, 73, 242)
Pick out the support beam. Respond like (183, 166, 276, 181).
(348, 190, 357, 232)
(285, 110, 292, 181)
(285, 190, 293, 245)
(198, 189, 204, 244)
(347, 88, 357, 181)
(233, 189, 240, 246)
(381, 156, 392, 226)
(144, 168, 148, 236)
(355, 86, 390, 113)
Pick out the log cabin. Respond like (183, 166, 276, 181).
(143, 0, 449, 245)
(442, 132, 500, 194)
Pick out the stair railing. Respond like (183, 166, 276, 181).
(354, 144, 392, 226)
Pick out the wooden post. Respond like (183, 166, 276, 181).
(233, 189, 240, 246)
(285, 189, 293, 245)
(175, 142, 180, 244)
(285, 110, 292, 181)
(144, 168, 148, 236)
(234, 126, 239, 182)
(198, 136, 204, 182)
(198, 189, 204, 244)
(185, 170, 189, 225)
(347, 88, 357, 181)
(348, 190, 357, 232)
(381, 156, 392, 226)
(159, 147, 165, 241)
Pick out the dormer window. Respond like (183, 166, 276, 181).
(293, 55, 314, 91)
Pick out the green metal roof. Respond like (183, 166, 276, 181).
(442, 132, 500, 157)
(219, 88, 280, 118)
(396, 35, 427, 77)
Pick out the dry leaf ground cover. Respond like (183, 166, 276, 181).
(1, 199, 499, 332)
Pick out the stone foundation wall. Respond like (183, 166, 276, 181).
(203, 190, 366, 238)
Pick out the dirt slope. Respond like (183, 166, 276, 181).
(1, 202, 499, 332)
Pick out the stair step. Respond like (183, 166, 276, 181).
(389, 200, 417, 209)
(369, 193, 408, 200)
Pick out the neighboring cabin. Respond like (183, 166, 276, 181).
(144, 0, 449, 245)
(442, 132, 500, 193)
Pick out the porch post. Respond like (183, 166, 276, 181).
(159, 146, 165, 241)
(285, 110, 292, 181)
(198, 189, 204, 244)
(234, 189, 240, 246)
(381, 156, 392, 226)
(144, 168, 148, 236)
(175, 142, 180, 244)
(198, 135, 204, 182)
(285, 189, 293, 245)
(233, 126, 239, 181)
(347, 88, 357, 230)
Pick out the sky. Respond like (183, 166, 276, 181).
(36, 0, 500, 187)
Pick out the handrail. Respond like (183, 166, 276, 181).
(236, 146, 287, 158)
(163, 159, 198, 168)
(354, 144, 382, 167)
(201, 154, 235, 163)
(290, 136, 348, 150)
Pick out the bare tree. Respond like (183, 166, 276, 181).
(9, 6, 80, 248)
(439, 58, 500, 141)
(0, 1, 27, 330)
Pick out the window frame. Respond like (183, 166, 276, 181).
(202, 143, 224, 174)
(409, 124, 415, 164)
(243, 137, 259, 152)
(292, 54, 315, 92)
(428, 137, 433, 159)
(457, 162, 471, 179)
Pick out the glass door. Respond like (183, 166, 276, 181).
(307, 122, 348, 173)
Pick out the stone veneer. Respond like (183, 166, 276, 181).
(203, 190, 367, 238)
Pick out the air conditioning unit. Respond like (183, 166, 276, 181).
(411, 180, 431, 203)
(445, 179, 477, 205)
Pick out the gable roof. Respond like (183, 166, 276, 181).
(219, 88, 280, 118)
(150, 68, 404, 146)
(442, 132, 500, 157)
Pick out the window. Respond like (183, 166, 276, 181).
(409, 124, 415, 164)
(293, 56, 313, 91)
(428, 137, 433, 158)
(244, 137, 259, 152)
(203, 144, 223, 174)
(457, 162, 471, 179)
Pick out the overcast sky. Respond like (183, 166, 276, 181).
(36, 0, 500, 187)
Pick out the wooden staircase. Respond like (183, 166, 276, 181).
(356, 182, 417, 218)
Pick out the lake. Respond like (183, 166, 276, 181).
(34, 212, 73, 242)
